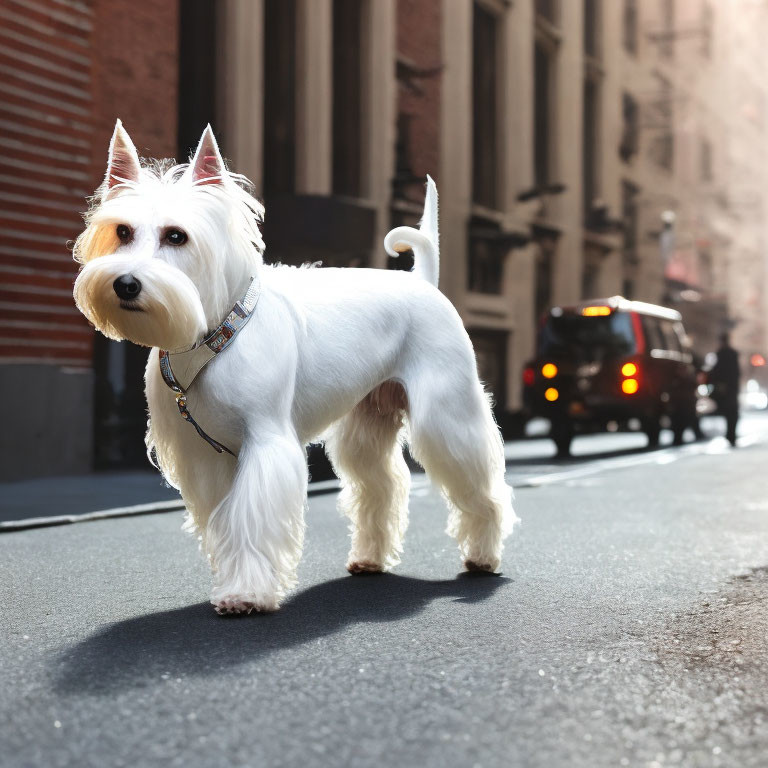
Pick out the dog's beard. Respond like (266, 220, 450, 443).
(74, 255, 208, 350)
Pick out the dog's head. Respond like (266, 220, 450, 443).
(73, 121, 264, 350)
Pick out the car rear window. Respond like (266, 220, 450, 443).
(641, 315, 687, 354)
(538, 311, 637, 361)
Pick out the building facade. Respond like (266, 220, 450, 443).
(617, 0, 768, 360)
(2, 0, 768, 480)
(0, 0, 178, 480)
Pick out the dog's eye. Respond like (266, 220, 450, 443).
(164, 229, 188, 246)
(116, 224, 132, 243)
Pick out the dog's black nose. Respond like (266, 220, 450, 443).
(113, 274, 142, 301)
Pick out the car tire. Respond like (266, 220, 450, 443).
(671, 412, 686, 446)
(552, 423, 573, 458)
(643, 417, 661, 448)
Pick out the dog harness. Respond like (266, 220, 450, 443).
(158, 276, 261, 456)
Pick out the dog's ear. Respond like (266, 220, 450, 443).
(105, 119, 141, 190)
(188, 125, 225, 185)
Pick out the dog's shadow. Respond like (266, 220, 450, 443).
(55, 572, 509, 695)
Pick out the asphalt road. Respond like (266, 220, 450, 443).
(3, 415, 768, 767)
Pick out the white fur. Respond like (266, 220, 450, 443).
(74, 122, 518, 614)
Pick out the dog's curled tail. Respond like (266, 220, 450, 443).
(384, 175, 439, 287)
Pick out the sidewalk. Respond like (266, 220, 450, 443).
(0, 421, 550, 526)
(0, 471, 182, 525)
(0, 444, 346, 526)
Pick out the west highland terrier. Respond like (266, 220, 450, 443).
(73, 120, 517, 614)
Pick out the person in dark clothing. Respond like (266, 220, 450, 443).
(708, 333, 741, 446)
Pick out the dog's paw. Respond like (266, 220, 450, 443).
(347, 560, 384, 575)
(212, 594, 279, 615)
(464, 559, 499, 574)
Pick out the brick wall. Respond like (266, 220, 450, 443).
(0, 0, 95, 366)
(0, 0, 178, 480)
(90, 0, 179, 177)
(0, 0, 178, 369)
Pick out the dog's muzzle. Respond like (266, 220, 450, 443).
(113, 274, 142, 302)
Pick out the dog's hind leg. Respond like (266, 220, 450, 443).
(407, 376, 517, 573)
(205, 430, 307, 613)
(325, 382, 410, 573)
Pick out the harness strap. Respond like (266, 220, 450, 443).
(158, 277, 260, 457)
(175, 393, 235, 456)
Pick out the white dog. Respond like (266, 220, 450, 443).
(73, 121, 517, 614)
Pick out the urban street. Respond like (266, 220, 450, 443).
(3, 414, 768, 768)
(5, 2, 768, 767)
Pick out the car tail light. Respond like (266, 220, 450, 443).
(541, 363, 558, 378)
(523, 367, 535, 386)
(621, 362, 638, 377)
(622, 378, 639, 395)
(620, 360, 640, 394)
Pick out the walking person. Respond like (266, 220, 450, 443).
(708, 332, 741, 446)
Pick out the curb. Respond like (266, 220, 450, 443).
(0, 477, 343, 534)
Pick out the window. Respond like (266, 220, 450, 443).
(468, 220, 505, 294)
(583, 0, 602, 226)
(641, 316, 664, 351)
(534, 41, 554, 187)
(650, 75, 673, 171)
(534, 1, 559, 191)
(652, 132, 674, 171)
(673, 323, 690, 353)
(538, 312, 638, 358)
(581, 256, 600, 299)
(263, 0, 296, 196)
(472, 2, 499, 209)
(660, 0, 675, 59)
(642, 317, 683, 356)
(392, 55, 441, 205)
(622, 181, 640, 266)
(584, 0, 600, 59)
(619, 92, 639, 162)
(623, 0, 638, 54)
(583, 78, 600, 224)
(535, 0, 559, 25)
(332, 0, 363, 197)
(660, 320, 682, 353)
(621, 180, 639, 300)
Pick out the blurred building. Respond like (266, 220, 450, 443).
(618, 0, 768, 363)
(2, 0, 768, 480)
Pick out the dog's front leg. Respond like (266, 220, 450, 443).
(205, 430, 307, 614)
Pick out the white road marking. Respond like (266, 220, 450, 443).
(514, 431, 767, 489)
(0, 499, 186, 532)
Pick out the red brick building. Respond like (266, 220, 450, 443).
(0, 0, 179, 479)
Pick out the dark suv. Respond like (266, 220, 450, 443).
(523, 297, 700, 456)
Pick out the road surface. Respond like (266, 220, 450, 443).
(2, 414, 768, 767)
